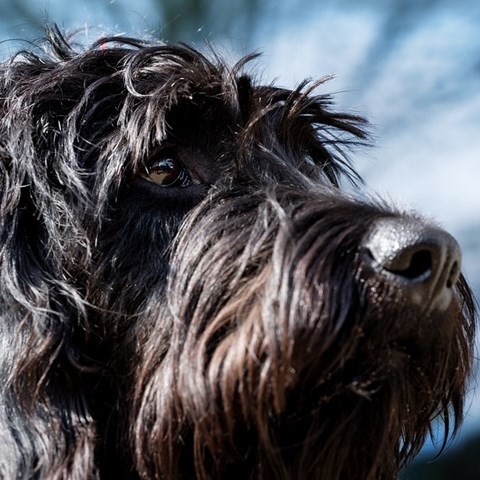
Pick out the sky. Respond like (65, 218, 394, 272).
(0, 0, 479, 458)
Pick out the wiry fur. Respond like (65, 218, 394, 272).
(0, 26, 476, 479)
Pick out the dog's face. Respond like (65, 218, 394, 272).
(0, 27, 476, 479)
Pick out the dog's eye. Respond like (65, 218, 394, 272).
(143, 150, 192, 188)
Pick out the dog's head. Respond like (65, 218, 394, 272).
(0, 26, 476, 479)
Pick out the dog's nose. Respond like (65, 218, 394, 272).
(362, 218, 461, 312)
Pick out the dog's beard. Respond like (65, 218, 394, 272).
(129, 186, 475, 480)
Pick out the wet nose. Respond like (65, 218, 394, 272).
(362, 218, 461, 312)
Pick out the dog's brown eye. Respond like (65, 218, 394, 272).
(143, 151, 192, 187)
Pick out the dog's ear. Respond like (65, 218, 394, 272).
(0, 38, 98, 477)
(278, 80, 369, 186)
(233, 78, 369, 188)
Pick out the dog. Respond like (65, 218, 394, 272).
(0, 25, 476, 479)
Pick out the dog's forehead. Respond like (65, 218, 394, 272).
(0, 37, 368, 193)
(37, 46, 251, 145)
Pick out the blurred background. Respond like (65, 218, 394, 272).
(0, 0, 478, 478)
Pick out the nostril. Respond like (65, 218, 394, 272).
(383, 248, 433, 282)
(446, 261, 460, 289)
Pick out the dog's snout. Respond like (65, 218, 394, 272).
(362, 218, 462, 312)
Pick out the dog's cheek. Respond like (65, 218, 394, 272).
(91, 182, 208, 306)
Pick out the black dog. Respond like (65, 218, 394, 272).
(0, 26, 476, 479)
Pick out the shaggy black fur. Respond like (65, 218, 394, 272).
(0, 26, 476, 479)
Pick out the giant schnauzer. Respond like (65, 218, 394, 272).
(0, 26, 476, 479)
